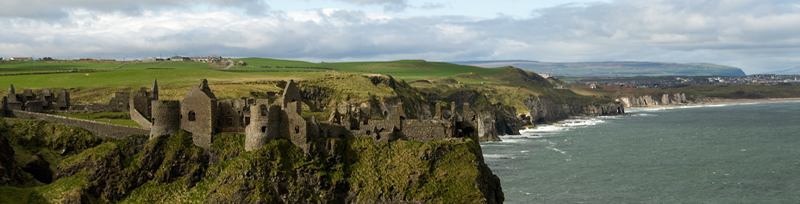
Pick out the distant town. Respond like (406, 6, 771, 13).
(1, 55, 226, 63)
(566, 74, 800, 88)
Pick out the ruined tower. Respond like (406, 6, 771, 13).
(278, 79, 301, 114)
(245, 104, 282, 151)
(7, 84, 16, 102)
(56, 89, 70, 110)
(150, 100, 181, 139)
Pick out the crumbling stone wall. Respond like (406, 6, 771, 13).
(8, 110, 149, 139)
(129, 106, 152, 129)
(1, 96, 7, 115)
(108, 92, 130, 112)
(150, 100, 181, 139)
(216, 99, 247, 133)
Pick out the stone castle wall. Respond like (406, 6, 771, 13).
(8, 110, 149, 139)
(129, 107, 152, 129)
(150, 100, 181, 139)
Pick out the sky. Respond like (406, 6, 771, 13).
(1, 0, 799, 74)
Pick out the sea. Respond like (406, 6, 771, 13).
(481, 101, 800, 203)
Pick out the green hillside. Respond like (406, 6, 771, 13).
(456, 61, 747, 77)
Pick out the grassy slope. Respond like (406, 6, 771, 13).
(233, 58, 508, 82)
(465, 61, 746, 77)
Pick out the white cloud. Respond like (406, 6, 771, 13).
(1, 0, 799, 74)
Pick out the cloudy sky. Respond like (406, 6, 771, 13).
(1, 0, 799, 74)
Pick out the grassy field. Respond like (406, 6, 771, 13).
(232, 58, 509, 82)
(0, 58, 515, 103)
(0, 61, 124, 73)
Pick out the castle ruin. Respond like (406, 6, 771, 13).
(2, 79, 484, 151)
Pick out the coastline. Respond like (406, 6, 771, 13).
(630, 97, 800, 108)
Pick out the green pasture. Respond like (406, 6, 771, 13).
(0, 61, 123, 73)
(0, 68, 326, 89)
(233, 58, 508, 82)
(1, 58, 511, 90)
(116, 61, 211, 70)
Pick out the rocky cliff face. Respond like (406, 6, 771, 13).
(616, 93, 703, 108)
(0, 120, 504, 204)
(522, 96, 625, 124)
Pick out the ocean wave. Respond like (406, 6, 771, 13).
(483, 154, 516, 160)
(501, 135, 546, 139)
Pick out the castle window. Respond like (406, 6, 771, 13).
(260, 105, 267, 116)
(188, 111, 196, 121)
(261, 126, 266, 133)
(294, 125, 300, 134)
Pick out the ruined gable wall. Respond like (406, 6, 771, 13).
(131, 88, 151, 116)
(108, 92, 130, 112)
(8, 110, 149, 139)
(283, 101, 310, 150)
(181, 86, 217, 149)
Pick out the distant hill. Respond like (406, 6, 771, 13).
(768, 66, 800, 75)
(452, 61, 746, 77)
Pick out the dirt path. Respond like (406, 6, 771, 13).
(224, 58, 234, 69)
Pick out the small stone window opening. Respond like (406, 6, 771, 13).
(260, 105, 267, 116)
(366, 130, 371, 135)
(261, 126, 267, 133)
(294, 125, 300, 134)
(188, 111, 196, 121)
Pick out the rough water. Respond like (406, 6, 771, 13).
(482, 101, 800, 203)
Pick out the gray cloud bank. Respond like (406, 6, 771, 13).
(1, 0, 799, 74)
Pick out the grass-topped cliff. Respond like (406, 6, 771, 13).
(0, 58, 619, 122)
(0, 118, 503, 203)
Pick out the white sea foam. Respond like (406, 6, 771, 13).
(501, 135, 544, 139)
(483, 154, 516, 160)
